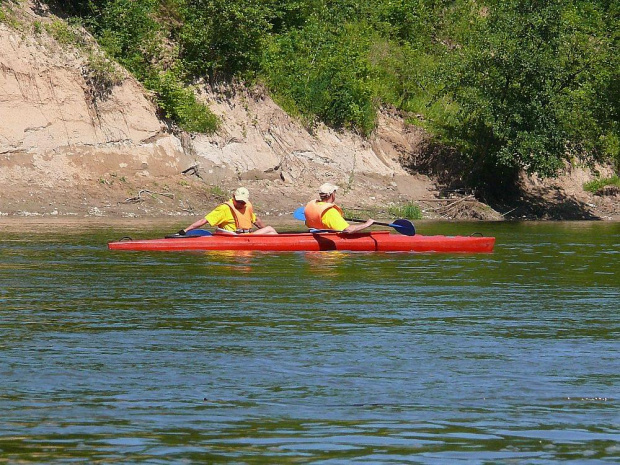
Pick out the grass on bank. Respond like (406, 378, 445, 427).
(343, 202, 422, 221)
(583, 175, 620, 193)
(0, 0, 21, 29)
(387, 202, 423, 220)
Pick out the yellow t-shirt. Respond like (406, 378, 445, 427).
(205, 203, 257, 232)
(321, 206, 349, 231)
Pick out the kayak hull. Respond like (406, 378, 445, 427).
(108, 231, 495, 253)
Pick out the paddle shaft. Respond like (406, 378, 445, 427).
(345, 218, 396, 227)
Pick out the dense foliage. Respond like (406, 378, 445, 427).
(53, 0, 618, 190)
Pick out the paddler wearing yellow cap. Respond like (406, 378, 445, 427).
(304, 183, 375, 233)
(178, 187, 277, 235)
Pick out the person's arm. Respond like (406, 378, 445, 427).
(179, 217, 209, 235)
(343, 219, 374, 234)
(322, 208, 373, 233)
(252, 216, 278, 234)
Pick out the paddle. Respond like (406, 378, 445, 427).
(165, 229, 212, 239)
(293, 207, 416, 236)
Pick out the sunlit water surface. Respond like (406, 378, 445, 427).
(1, 221, 618, 463)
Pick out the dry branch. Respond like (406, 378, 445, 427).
(423, 195, 476, 212)
(122, 189, 175, 204)
(182, 164, 202, 178)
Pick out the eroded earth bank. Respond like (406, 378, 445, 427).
(1, 3, 618, 224)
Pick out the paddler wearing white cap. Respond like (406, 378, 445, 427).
(303, 182, 375, 233)
(178, 187, 277, 235)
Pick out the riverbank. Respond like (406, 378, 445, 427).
(1, 2, 618, 224)
(1, 160, 618, 223)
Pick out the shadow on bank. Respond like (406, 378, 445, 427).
(495, 191, 600, 221)
(400, 139, 604, 221)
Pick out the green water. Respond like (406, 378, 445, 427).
(1, 221, 618, 464)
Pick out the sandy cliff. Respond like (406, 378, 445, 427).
(0, 2, 446, 221)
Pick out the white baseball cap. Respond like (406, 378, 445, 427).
(319, 182, 339, 195)
(233, 187, 250, 202)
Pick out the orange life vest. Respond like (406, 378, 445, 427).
(304, 200, 343, 229)
(224, 200, 254, 233)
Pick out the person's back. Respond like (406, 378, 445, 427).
(304, 198, 347, 231)
(304, 183, 374, 233)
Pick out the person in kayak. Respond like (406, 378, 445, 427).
(177, 187, 277, 235)
(304, 183, 375, 233)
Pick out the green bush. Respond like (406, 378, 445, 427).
(420, 1, 619, 191)
(179, 0, 272, 81)
(45, 19, 85, 46)
(95, 0, 162, 81)
(69, 0, 219, 132)
(263, 20, 378, 135)
(83, 52, 124, 102)
(146, 70, 218, 133)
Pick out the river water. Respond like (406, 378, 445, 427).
(1, 220, 618, 463)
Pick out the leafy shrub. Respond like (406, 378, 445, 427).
(421, 1, 619, 191)
(146, 70, 218, 133)
(82, 52, 124, 102)
(75, 0, 219, 132)
(179, 0, 272, 81)
(95, 0, 162, 81)
(263, 20, 378, 135)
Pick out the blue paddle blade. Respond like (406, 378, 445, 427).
(293, 206, 306, 221)
(186, 229, 212, 237)
(165, 229, 212, 239)
(388, 219, 416, 236)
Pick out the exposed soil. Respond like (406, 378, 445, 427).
(1, 1, 618, 226)
(1, 150, 617, 228)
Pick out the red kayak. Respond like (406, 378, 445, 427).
(108, 231, 495, 253)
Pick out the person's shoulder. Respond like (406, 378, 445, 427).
(213, 202, 231, 210)
(323, 206, 342, 218)
(207, 203, 228, 215)
(322, 207, 348, 229)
